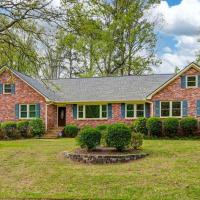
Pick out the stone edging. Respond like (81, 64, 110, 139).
(63, 151, 148, 164)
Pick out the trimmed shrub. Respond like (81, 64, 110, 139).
(17, 121, 33, 138)
(146, 117, 162, 137)
(96, 124, 110, 132)
(77, 127, 101, 150)
(29, 118, 45, 137)
(180, 117, 198, 136)
(1, 121, 19, 139)
(131, 132, 143, 150)
(163, 118, 179, 137)
(63, 124, 79, 138)
(106, 123, 131, 151)
(131, 117, 148, 135)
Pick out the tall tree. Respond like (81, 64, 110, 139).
(61, 0, 160, 76)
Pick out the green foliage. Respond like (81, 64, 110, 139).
(29, 119, 45, 137)
(63, 124, 79, 138)
(106, 123, 131, 151)
(131, 118, 148, 135)
(163, 118, 179, 137)
(1, 121, 19, 139)
(96, 124, 110, 147)
(77, 127, 101, 150)
(131, 132, 143, 150)
(17, 121, 33, 138)
(180, 117, 198, 136)
(147, 117, 162, 137)
(96, 124, 110, 132)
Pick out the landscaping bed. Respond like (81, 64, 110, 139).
(64, 147, 148, 164)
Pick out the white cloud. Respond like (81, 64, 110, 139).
(153, 0, 200, 73)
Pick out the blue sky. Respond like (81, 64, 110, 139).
(154, 0, 200, 73)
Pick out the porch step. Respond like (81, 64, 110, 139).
(42, 127, 64, 139)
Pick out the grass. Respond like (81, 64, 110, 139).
(0, 139, 200, 200)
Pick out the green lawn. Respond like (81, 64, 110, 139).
(0, 139, 200, 200)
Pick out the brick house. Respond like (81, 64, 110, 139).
(1, 62, 200, 131)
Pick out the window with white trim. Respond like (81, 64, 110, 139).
(3, 84, 12, 94)
(186, 75, 197, 88)
(126, 104, 145, 118)
(78, 105, 108, 119)
(20, 104, 37, 119)
(160, 101, 182, 117)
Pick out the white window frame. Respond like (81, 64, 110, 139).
(160, 101, 182, 118)
(19, 104, 37, 119)
(186, 75, 198, 88)
(77, 104, 108, 120)
(3, 84, 12, 94)
(125, 104, 145, 119)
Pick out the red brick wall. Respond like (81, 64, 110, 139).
(66, 103, 133, 128)
(47, 104, 57, 129)
(0, 70, 46, 124)
(151, 66, 200, 117)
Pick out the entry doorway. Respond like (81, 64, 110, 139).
(58, 107, 66, 127)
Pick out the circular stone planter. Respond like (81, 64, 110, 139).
(63, 149, 148, 164)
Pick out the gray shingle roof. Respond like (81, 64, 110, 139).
(10, 68, 174, 102)
(47, 74, 174, 102)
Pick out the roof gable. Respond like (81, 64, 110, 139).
(147, 62, 200, 99)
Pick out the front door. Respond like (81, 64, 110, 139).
(58, 107, 66, 127)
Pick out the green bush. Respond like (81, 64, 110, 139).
(29, 118, 45, 137)
(106, 123, 131, 151)
(63, 124, 79, 138)
(1, 121, 19, 139)
(131, 132, 143, 149)
(163, 118, 179, 137)
(146, 117, 162, 137)
(131, 117, 148, 135)
(180, 117, 198, 136)
(77, 127, 101, 150)
(96, 124, 110, 132)
(17, 121, 33, 138)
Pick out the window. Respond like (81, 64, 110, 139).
(78, 105, 107, 119)
(20, 104, 37, 119)
(4, 84, 12, 94)
(126, 104, 134, 118)
(187, 76, 197, 88)
(161, 102, 170, 117)
(160, 101, 182, 117)
(126, 104, 145, 118)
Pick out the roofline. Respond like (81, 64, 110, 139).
(146, 62, 200, 99)
(0, 66, 50, 101)
(42, 73, 174, 81)
(51, 99, 148, 104)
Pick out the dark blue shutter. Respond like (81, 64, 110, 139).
(108, 104, 112, 119)
(181, 76, 186, 88)
(182, 100, 188, 117)
(145, 103, 150, 118)
(198, 75, 200, 87)
(73, 104, 77, 119)
(154, 101, 160, 117)
(121, 103, 125, 118)
(11, 84, 15, 94)
(36, 103, 41, 118)
(15, 104, 19, 119)
(0, 84, 3, 94)
(197, 100, 200, 116)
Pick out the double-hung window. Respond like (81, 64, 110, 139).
(20, 104, 37, 119)
(126, 104, 145, 118)
(160, 101, 182, 117)
(3, 84, 12, 94)
(186, 76, 197, 88)
(78, 105, 108, 119)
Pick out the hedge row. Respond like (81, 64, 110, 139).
(0, 119, 45, 140)
(131, 117, 198, 137)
